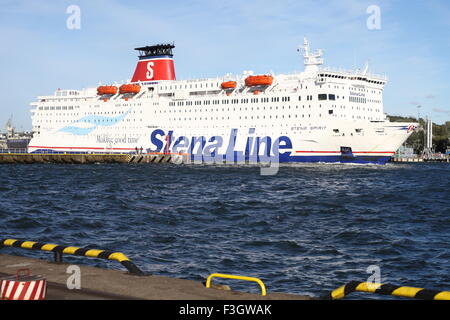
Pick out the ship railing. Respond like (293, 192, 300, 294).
(318, 66, 388, 81)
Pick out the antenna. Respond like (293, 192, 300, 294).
(303, 37, 310, 56)
(362, 60, 369, 75)
(353, 51, 356, 70)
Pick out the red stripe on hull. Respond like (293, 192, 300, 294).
(29, 146, 136, 151)
(295, 151, 395, 154)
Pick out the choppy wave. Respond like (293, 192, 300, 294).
(0, 162, 449, 298)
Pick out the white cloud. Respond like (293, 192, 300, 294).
(432, 107, 450, 114)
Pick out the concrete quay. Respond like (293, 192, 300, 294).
(390, 157, 449, 163)
(0, 254, 311, 300)
(0, 153, 184, 164)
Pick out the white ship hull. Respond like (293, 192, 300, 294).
(28, 113, 413, 164)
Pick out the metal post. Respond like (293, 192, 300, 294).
(54, 251, 63, 263)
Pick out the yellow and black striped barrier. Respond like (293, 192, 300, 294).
(0, 239, 146, 276)
(321, 281, 450, 300)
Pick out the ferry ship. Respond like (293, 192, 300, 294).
(28, 39, 417, 164)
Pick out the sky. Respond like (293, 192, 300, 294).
(0, 0, 449, 131)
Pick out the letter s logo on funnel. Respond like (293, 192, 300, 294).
(146, 62, 154, 80)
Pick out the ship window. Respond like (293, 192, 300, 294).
(328, 94, 336, 100)
(318, 94, 327, 101)
(328, 110, 333, 114)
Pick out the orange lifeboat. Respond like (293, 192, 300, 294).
(119, 84, 141, 94)
(221, 81, 237, 90)
(97, 85, 118, 95)
(245, 75, 273, 87)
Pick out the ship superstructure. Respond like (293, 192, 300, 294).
(28, 39, 416, 164)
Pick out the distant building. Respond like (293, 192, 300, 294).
(0, 118, 33, 151)
(396, 145, 417, 158)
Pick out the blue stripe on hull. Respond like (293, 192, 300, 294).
(190, 153, 392, 165)
(282, 155, 391, 165)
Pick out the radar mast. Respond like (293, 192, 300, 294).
(299, 38, 324, 74)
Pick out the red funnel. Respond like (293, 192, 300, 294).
(131, 44, 176, 82)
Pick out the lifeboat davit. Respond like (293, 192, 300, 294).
(97, 85, 118, 95)
(119, 84, 141, 94)
(221, 81, 237, 90)
(245, 75, 273, 87)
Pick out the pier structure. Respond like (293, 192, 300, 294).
(0, 152, 188, 164)
(0, 150, 448, 164)
(390, 155, 450, 163)
(0, 253, 309, 300)
(1, 247, 449, 300)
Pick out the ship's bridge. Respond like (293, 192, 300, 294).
(315, 67, 387, 87)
